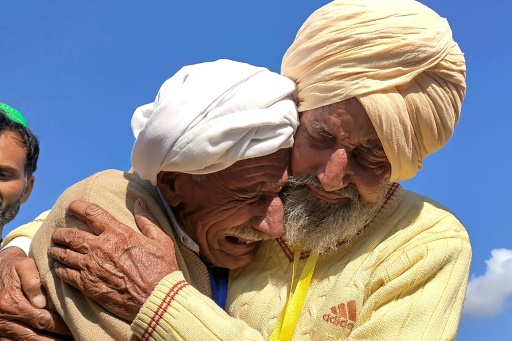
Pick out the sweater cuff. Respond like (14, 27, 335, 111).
(132, 271, 264, 341)
(132, 271, 193, 341)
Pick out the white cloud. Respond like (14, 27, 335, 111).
(463, 248, 512, 319)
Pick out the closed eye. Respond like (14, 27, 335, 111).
(311, 121, 334, 140)
(304, 122, 335, 149)
(354, 146, 388, 169)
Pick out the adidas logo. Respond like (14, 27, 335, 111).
(323, 300, 357, 330)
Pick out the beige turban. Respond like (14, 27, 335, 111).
(281, 0, 466, 181)
(131, 59, 298, 185)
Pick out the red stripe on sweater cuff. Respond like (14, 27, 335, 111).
(141, 279, 190, 340)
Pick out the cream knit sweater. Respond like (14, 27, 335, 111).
(132, 183, 471, 341)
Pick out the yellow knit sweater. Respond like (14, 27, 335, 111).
(132, 183, 471, 341)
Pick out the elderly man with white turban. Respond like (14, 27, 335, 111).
(62, 1, 469, 340)
(0, 59, 298, 340)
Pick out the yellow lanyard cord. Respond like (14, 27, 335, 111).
(270, 249, 318, 341)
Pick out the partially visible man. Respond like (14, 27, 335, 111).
(24, 59, 298, 340)
(0, 103, 37, 238)
(45, 1, 471, 340)
(0, 104, 67, 340)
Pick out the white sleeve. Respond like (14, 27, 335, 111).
(2, 236, 32, 255)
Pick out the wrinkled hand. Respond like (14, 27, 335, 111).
(49, 199, 178, 322)
(0, 246, 71, 340)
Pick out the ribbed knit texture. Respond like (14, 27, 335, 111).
(29, 169, 212, 340)
(133, 184, 471, 340)
(132, 271, 264, 341)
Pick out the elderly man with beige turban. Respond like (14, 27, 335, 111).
(0, 59, 299, 340)
(209, 1, 468, 340)
(57, 1, 468, 340)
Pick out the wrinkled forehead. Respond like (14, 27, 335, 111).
(221, 148, 291, 192)
(299, 98, 383, 148)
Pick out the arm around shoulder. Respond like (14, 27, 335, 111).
(30, 170, 149, 340)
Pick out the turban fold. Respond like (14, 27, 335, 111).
(281, 0, 466, 181)
(131, 59, 298, 185)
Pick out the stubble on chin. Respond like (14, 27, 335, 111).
(0, 198, 22, 228)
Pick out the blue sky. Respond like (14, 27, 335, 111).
(1, 1, 511, 339)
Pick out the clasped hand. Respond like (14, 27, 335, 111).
(49, 199, 178, 322)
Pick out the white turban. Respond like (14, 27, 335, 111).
(281, 0, 466, 182)
(131, 59, 298, 185)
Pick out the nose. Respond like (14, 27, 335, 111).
(249, 196, 284, 239)
(317, 148, 349, 192)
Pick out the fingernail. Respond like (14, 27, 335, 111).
(33, 294, 47, 308)
(139, 199, 147, 209)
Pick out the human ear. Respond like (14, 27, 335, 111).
(20, 176, 34, 204)
(156, 172, 181, 207)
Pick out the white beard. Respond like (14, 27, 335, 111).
(283, 175, 385, 255)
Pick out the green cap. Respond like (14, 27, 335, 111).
(0, 102, 28, 128)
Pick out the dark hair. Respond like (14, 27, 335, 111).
(0, 111, 40, 177)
